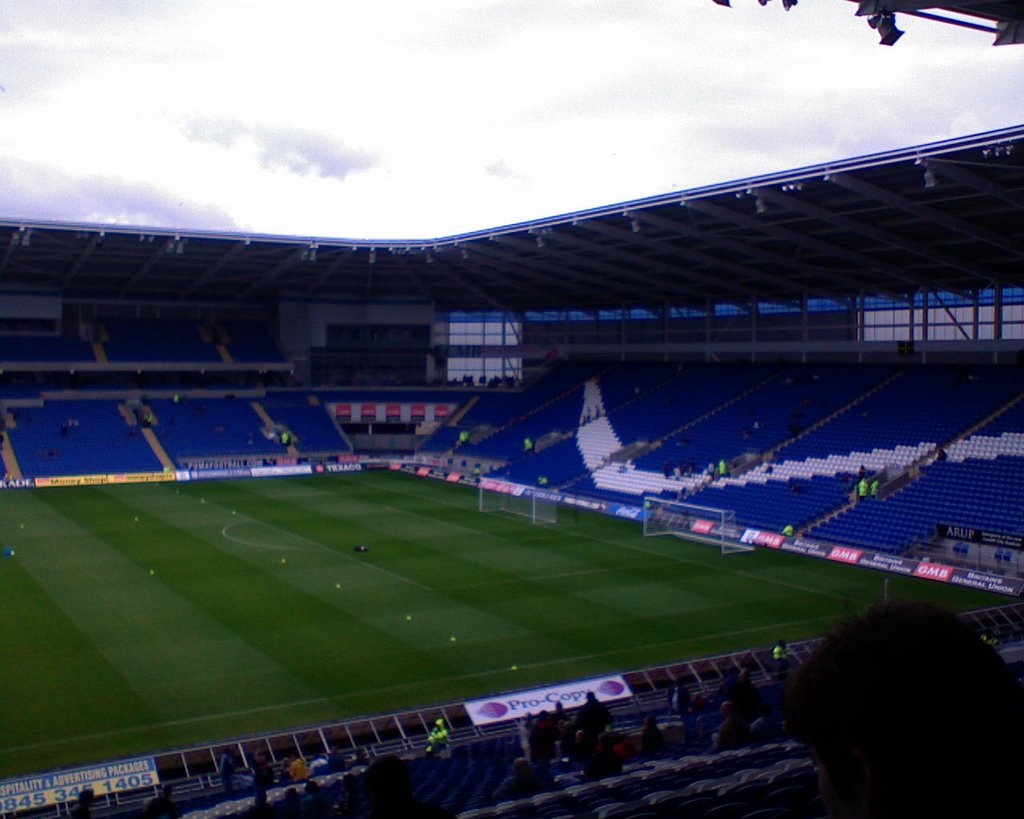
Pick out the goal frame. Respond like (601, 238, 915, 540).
(643, 497, 748, 554)
(478, 484, 558, 525)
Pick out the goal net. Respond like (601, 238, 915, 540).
(643, 497, 749, 554)
(479, 484, 558, 525)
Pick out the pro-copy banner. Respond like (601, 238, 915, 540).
(464, 674, 632, 726)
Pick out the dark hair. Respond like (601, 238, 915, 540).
(364, 756, 411, 806)
(785, 601, 1024, 818)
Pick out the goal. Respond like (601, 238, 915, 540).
(479, 484, 558, 525)
(643, 497, 748, 553)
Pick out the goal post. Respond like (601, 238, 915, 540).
(643, 497, 749, 554)
(479, 483, 558, 525)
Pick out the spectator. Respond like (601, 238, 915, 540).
(143, 785, 177, 819)
(584, 732, 623, 779)
(713, 701, 750, 751)
(71, 789, 94, 819)
(557, 717, 577, 761)
(750, 704, 780, 742)
(517, 714, 533, 758)
(572, 729, 595, 762)
(325, 745, 347, 773)
(277, 788, 301, 819)
(529, 709, 558, 763)
(364, 756, 455, 819)
(219, 747, 238, 793)
(640, 716, 665, 754)
(785, 601, 1024, 819)
(253, 752, 275, 797)
(247, 790, 274, 819)
(289, 756, 310, 782)
(492, 757, 542, 801)
(667, 681, 690, 716)
(727, 667, 761, 723)
(300, 780, 328, 819)
(574, 691, 612, 745)
(611, 731, 635, 762)
(335, 773, 359, 816)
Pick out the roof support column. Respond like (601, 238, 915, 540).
(621, 306, 627, 361)
(921, 288, 929, 343)
(705, 297, 712, 360)
(908, 291, 916, 345)
(750, 294, 758, 362)
(662, 301, 670, 356)
(801, 293, 809, 362)
(972, 289, 980, 341)
(857, 292, 865, 362)
(994, 282, 1004, 364)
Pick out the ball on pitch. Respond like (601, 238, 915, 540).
(405, 614, 413, 621)
(449, 635, 457, 642)
(281, 558, 287, 564)
(149, 569, 155, 576)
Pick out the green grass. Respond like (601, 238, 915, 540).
(0, 471, 999, 777)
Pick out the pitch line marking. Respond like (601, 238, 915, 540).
(341, 475, 862, 604)
(221, 521, 316, 553)
(203, 495, 429, 590)
(0, 613, 833, 758)
(439, 563, 664, 591)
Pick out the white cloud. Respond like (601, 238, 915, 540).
(0, 0, 1020, 239)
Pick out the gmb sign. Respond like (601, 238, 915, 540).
(0, 758, 157, 813)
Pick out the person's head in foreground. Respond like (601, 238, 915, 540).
(785, 600, 1024, 819)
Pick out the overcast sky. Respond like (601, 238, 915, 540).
(0, 1, 1021, 240)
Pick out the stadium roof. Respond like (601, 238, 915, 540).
(2, 124, 1023, 312)
(841, 1, 1024, 45)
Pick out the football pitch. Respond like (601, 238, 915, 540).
(0, 471, 997, 777)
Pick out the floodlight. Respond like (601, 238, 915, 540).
(868, 12, 904, 45)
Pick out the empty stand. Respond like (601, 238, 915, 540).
(218, 322, 286, 363)
(809, 397, 1024, 554)
(148, 398, 287, 463)
(8, 400, 165, 477)
(0, 335, 95, 362)
(102, 319, 222, 363)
